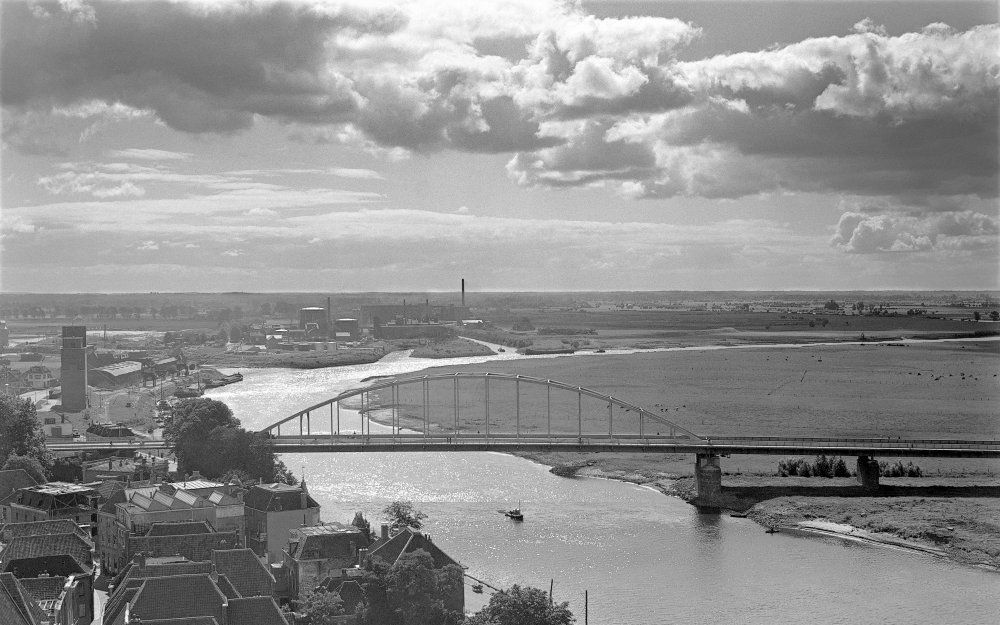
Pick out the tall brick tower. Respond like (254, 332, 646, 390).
(60, 326, 88, 411)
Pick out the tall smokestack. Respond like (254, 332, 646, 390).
(461, 278, 465, 307)
(326, 296, 331, 336)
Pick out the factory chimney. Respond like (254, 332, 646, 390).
(326, 296, 331, 336)
(461, 278, 465, 307)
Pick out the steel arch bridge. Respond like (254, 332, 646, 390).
(259, 371, 703, 443)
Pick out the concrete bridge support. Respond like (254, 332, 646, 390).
(694, 453, 723, 511)
(856, 455, 880, 488)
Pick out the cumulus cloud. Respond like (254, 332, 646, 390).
(2, 1, 996, 201)
(831, 198, 999, 253)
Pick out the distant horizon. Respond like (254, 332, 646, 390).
(2, 288, 998, 297)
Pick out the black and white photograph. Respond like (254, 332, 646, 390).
(1, 1, 997, 623)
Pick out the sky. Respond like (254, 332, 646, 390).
(1, 0, 997, 293)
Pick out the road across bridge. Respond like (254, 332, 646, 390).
(48, 371, 999, 508)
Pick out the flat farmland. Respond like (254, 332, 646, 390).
(382, 340, 998, 440)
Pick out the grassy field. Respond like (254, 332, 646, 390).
(373, 340, 998, 442)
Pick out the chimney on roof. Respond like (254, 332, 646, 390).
(134, 552, 146, 572)
(381, 524, 389, 541)
(358, 547, 368, 567)
(209, 563, 218, 583)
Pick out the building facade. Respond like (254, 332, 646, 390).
(244, 482, 321, 563)
(282, 523, 367, 599)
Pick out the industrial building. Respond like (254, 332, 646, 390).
(89, 361, 142, 390)
(299, 306, 329, 335)
(373, 323, 452, 340)
(359, 303, 470, 327)
(334, 318, 360, 340)
(59, 326, 88, 411)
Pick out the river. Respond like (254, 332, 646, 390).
(205, 348, 1000, 624)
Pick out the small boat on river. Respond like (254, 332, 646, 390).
(504, 507, 524, 521)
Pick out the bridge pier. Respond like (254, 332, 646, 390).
(856, 455, 880, 489)
(694, 453, 723, 512)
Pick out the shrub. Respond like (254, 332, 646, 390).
(777, 455, 853, 478)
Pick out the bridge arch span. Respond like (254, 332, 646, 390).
(259, 371, 704, 442)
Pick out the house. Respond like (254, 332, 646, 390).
(95, 481, 245, 575)
(0, 529, 95, 625)
(0, 519, 93, 548)
(0, 572, 46, 625)
(244, 481, 320, 563)
(3, 483, 98, 532)
(102, 550, 288, 625)
(98, 515, 239, 577)
(0, 470, 40, 524)
(281, 523, 367, 599)
(366, 527, 464, 613)
(22, 366, 56, 390)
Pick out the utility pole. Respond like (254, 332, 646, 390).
(584, 590, 588, 625)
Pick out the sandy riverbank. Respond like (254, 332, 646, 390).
(520, 456, 1000, 570)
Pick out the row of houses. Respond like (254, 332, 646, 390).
(0, 469, 464, 624)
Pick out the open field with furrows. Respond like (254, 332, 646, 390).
(367, 340, 1000, 476)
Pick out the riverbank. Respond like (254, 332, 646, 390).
(407, 338, 496, 359)
(534, 462, 1000, 570)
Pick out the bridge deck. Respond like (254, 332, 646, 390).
(46, 435, 1000, 458)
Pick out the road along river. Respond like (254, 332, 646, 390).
(206, 347, 1000, 624)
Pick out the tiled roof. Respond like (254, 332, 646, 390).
(212, 549, 274, 597)
(128, 574, 228, 622)
(288, 523, 363, 561)
(368, 528, 460, 570)
(0, 520, 92, 546)
(0, 471, 39, 502)
(244, 484, 318, 512)
(215, 574, 239, 599)
(145, 521, 213, 536)
(0, 533, 93, 574)
(3, 554, 85, 579)
(167, 480, 225, 491)
(332, 579, 367, 613)
(129, 530, 239, 563)
(228, 596, 291, 625)
(17, 575, 66, 601)
(0, 572, 44, 625)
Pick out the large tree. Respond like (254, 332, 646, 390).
(362, 550, 463, 625)
(0, 394, 51, 472)
(165, 397, 293, 483)
(2, 454, 47, 483)
(383, 500, 428, 531)
(300, 588, 346, 624)
(464, 585, 574, 625)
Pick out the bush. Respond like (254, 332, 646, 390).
(777, 455, 852, 478)
(878, 460, 923, 477)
